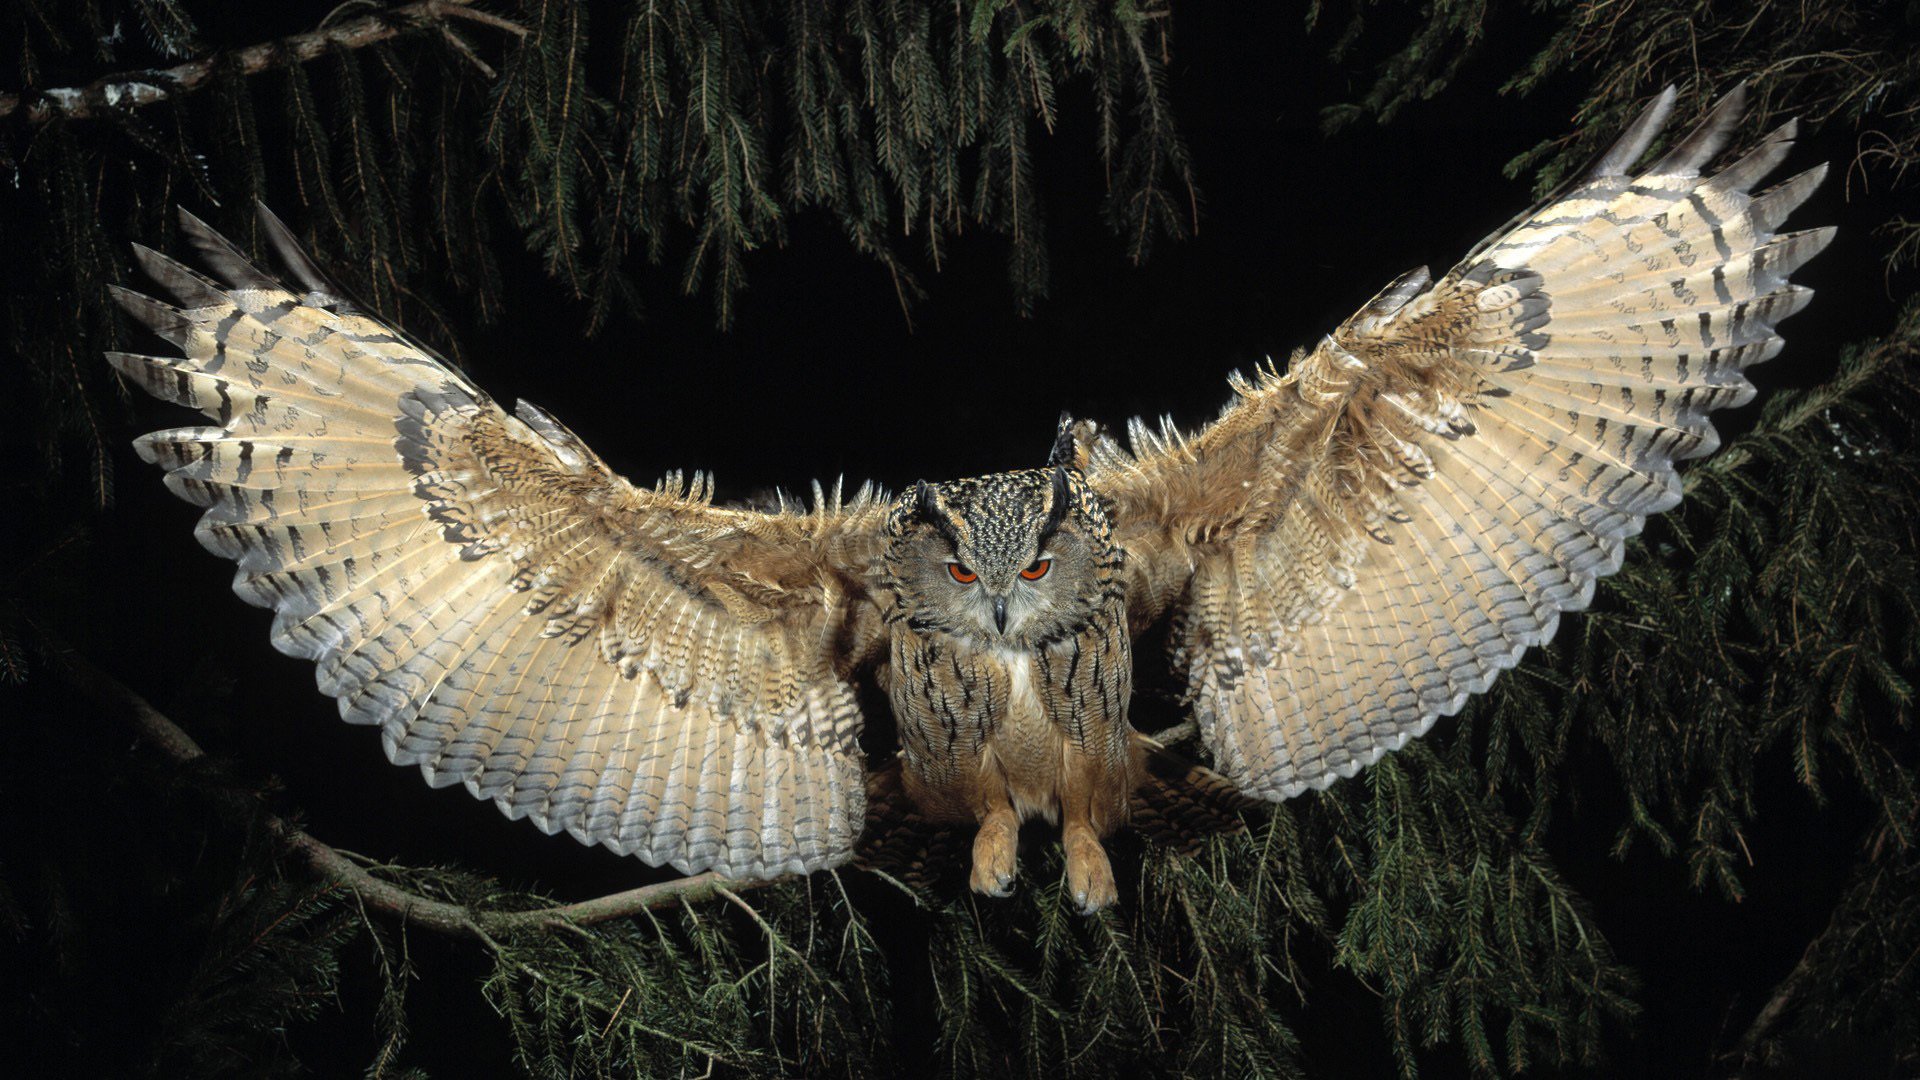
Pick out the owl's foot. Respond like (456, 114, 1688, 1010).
(969, 810, 1020, 897)
(1063, 826, 1117, 914)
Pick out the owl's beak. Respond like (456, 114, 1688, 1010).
(992, 595, 1009, 634)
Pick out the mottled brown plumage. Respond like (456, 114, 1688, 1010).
(879, 468, 1135, 907)
(111, 85, 1830, 912)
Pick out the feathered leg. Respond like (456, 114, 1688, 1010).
(1059, 752, 1121, 913)
(969, 773, 1021, 898)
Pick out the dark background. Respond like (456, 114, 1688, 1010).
(10, 2, 1905, 1075)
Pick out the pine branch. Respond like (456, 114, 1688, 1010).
(47, 641, 783, 938)
(0, 0, 527, 124)
(1689, 308, 1918, 489)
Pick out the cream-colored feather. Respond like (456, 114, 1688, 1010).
(1094, 85, 1832, 801)
(115, 206, 892, 877)
(113, 86, 1834, 906)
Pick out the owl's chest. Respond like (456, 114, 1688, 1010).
(886, 610, 1132, 771)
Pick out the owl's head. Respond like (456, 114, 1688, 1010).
(884, 467, 1120, 647)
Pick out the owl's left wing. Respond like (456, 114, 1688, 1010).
(111, 206, 892, 877)
(1085, 86, 1832, 801)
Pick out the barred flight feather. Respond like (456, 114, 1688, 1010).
(111, 87, 1835, 901)
(1095, 84, 1832, 801)
(115, 205, 892, 878)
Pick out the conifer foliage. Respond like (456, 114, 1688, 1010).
(3, 1, 1917, 1076)
(1, 0, 1195, 507)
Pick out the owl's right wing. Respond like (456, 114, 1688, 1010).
(1084, 86, 1832, 801)
(112, 206, 891, 878)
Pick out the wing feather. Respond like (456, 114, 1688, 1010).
(1097, 86, 1832, 800)
(115, 204, 891, 878)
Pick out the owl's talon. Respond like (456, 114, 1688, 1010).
(970, 814, 1020, 897)
(1063, 828, 1117, 914)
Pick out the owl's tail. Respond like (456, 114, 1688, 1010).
(854, 738, 1253, 889)
(1128, 732, 1259, 850)
(855, 758, 973, 887)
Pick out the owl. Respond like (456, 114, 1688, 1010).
(110, 86, 1830, 913)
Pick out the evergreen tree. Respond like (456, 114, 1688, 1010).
(2, 1, 1914, 1075)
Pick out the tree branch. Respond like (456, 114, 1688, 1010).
(1725, 939, 1817, 1071)
(49, 643, 783, 939)
(1689, 302, 1920, 492)
(0, 0, 527, 124)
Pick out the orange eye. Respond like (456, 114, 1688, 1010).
(948, 563, 978, 584)
(1020, 559, 1051, 581)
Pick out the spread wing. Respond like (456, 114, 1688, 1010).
(1087, 85, 1833, 801)
(111, 206, 891, 877)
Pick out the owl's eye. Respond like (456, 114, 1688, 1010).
(947, 563, 978, 584)
(1020, 559, 1052, 581)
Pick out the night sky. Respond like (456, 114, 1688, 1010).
(22, 1, 1906, 1074)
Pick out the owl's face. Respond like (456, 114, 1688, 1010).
(885, 468, 1117, 648)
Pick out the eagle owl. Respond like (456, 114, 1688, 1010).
(110, 87, 1830, 912)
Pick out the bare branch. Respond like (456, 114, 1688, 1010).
(49, 643, 785, 939)
(0, 0, 527, 124)
(1147, 720, 1198, 747)
(1724, 934, 1818, 1071)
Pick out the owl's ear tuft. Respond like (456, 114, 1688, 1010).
(1040, 465, 1072, 543)
(915, 480, 961, 544)
(1046, 412, 1107, 472)
(1047, 412, 1078, 467)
